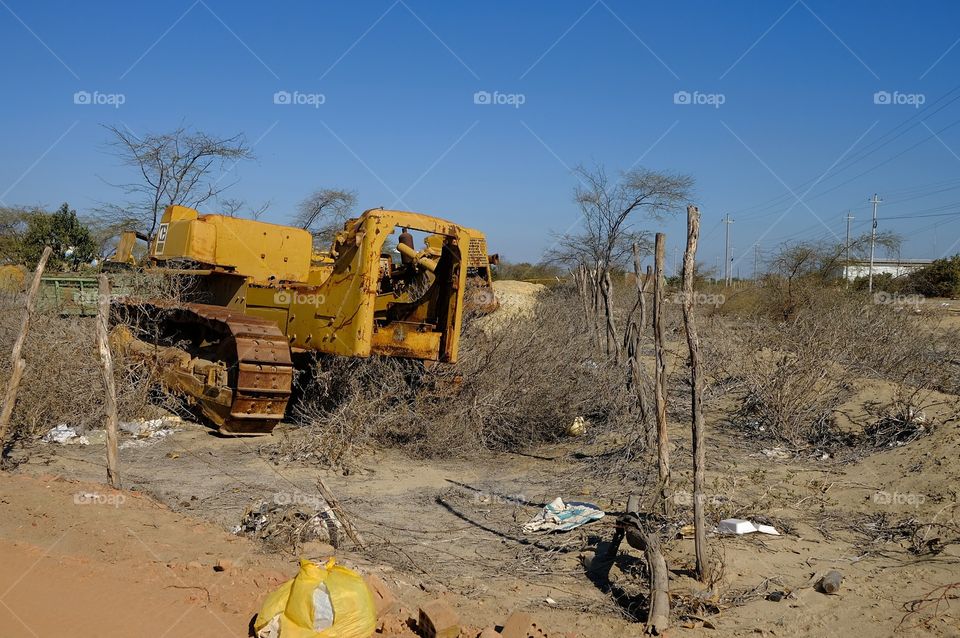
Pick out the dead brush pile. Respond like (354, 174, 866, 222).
(702, 285, 952, 449)
(270, 288, 632, 467)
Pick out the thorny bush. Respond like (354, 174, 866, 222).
(702, 285, 958, 448)
(269, 288, 634, 468)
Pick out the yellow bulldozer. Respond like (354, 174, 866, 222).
(110, 204, 497, 435)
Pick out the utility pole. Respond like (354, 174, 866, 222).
(723, 214, 734, 286)
(753, 243, 760, 281)
(845, 212, 854, 286)
(868, 194, 881, 293)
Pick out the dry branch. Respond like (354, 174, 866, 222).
(608, 494, 670, 635)
(316, 477, 366, 549)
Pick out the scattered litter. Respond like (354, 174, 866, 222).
(42, 424, 88, 445)
(118, 416, 181, 449)
(760, 447, 790, 459)
(818, 570, 843, 594)
(234, 498, 342, 549)
(254, 558, 376, 638)
(567, 416, 587, 437)
(718, 519, 756, 535)
(717, 518, 781, 536)
(523, 497, 604, 533)
(545, 597, 557, 605)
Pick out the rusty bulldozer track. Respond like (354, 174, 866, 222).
(113, 301, 293, 435)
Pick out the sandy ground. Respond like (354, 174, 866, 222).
(3, 393, 958, 637)
(1, 288, 958, 637)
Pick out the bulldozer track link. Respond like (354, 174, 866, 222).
(115, 301, 293, 435)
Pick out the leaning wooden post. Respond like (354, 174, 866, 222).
(681, 206, 710, 582)
(607, 495, 670, 635)
(96, 275, 120, 489)
(652, 234, 671, 516)
(0, 246, 52, 444)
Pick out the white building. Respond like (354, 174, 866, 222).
(843, 258, 932, 281)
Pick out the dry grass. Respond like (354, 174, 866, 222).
(268, 288, 634, 468)
(0, 273, 179, 449)
(701, 284, 954, 448)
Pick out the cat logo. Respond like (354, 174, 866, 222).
(154, 223, 169, 255)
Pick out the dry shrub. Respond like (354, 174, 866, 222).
(270, 288, 633, 467)
(0, 278, 171, 447)
(703, 287, 947, 448)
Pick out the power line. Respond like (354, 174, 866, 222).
(729, 84, 960, 221)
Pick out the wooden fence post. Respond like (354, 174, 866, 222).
(601, 270, 620, 361)
(96, 275, 120, 488)
(681, 206, 710, 582)
(652, 233, 671, 516)
(607, 494, 670, 635)
(0, 246, 52, 445)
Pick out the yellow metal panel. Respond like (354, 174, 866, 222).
(370, 324, 441, 360)
(206, 215, 312, 283)
(152, 206, 312, 284)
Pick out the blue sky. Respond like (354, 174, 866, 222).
(1, 0, 959, 274)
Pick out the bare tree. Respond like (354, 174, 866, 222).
(765, 232, 901, 320)
(547, 164, 694, 273)
(548, 164, 693, 356)
(219, 197, 270, 220)
(769, 232, 901, 283)
(101, 125, 253, 239)
(293, 188, 357, 247)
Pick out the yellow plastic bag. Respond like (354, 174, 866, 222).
(254, 558, 377, 638)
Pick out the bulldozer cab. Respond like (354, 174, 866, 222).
(295, 209, 469, 362)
